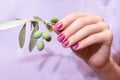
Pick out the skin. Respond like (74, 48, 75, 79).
(52, 13, 120, 80)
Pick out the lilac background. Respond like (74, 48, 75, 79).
(0, 0, 120, 80)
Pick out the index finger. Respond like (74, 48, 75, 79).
(52, 13, 92, 34)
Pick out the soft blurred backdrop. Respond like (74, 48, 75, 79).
(0, 0, 120, 80)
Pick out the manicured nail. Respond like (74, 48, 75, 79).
(57, 34, 65, 42)
(56, 22, 63, 30)
(62, 40, 69, 47)
(72, 43, 79, 49)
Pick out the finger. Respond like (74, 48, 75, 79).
(57, 16, 104, 42)
(61, 22, 108, 47)
(72, 30, 113, 50)
(52, 13, 92, 33)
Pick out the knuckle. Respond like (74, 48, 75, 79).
(98, 22, 110, 29)
(95, 16, 104, 21)
(103, 23, 109, 29)
(84, 25, 93, 31)
(92, 35, 98, 40)
(109, 31, 113, 39)
(106, 30, 113, 41)
(76, 18, 87, 24)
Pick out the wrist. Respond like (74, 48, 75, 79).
(94, 57, 120, 80)
(94, 57, 113, 73)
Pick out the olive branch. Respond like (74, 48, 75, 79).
(0, 16, 59, 52)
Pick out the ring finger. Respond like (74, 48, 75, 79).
(61, 22, 108, 47)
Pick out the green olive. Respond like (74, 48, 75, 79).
(33, 30, 42, 39)
(37, 41, 44, 51)
(50, 16, 59, 23)
(42, 32, 52, 42)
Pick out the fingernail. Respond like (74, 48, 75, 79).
(57, 34, 65, 42)
(72, 43, 79, 49)
(62, 40, 69, 47)
(56, 22, 63, 30)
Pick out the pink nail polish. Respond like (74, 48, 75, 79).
(72, 43, 79, 49)
(56, 22, 63, 30)
(63, 40, 69, 47)
(57, 34, 65, 42)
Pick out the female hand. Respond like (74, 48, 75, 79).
(52, 13, 113, 69)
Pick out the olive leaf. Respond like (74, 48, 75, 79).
(30, 22, 33, 30)
(31, 21, 38, 28)
(34, 16, 46, 24)
(29, 22, 39, 52)
(45, 23, 53, 32)
(0, 19, 26, 30)
(34, 16, 43, 22)
(30, 21, 39, 30)
(19, 23, 26, 48)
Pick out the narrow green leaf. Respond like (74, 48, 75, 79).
(30, 22, 33, 30)
(19, 23, 26, 48)
(34, 16, 43, 22)
(34, 16, 46, 24)
(31, 21, 38, 27)
(0, 19, 26, 30)
(45, 23, 53, 32)
(30, 21, 38, 30)
(29, 22, 39, 52)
